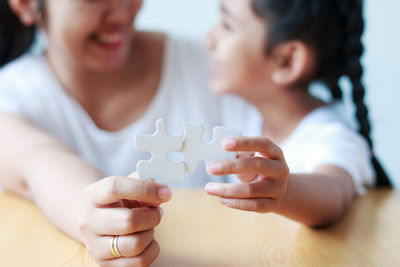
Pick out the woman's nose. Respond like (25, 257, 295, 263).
(105, 0, 142, 24)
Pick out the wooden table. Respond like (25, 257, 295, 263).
(1, 189, 399, 266)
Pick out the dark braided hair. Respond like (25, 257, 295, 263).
(251, 0, 391, 186)
(0, 0, 44, 68)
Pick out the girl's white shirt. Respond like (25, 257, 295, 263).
(279, 102, 375, 194)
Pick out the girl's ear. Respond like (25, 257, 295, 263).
(8, 0, 41, 26)
(270, 41, 315, 86)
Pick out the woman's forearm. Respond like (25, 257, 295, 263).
(276, 166, 356, 227)
(0, 114, 103, 242)
(20, 145, 103, 242)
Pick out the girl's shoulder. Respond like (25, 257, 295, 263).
(301, 103, 356, 132)
(283, 103, 375, 194)
(284, 102, 365, 148)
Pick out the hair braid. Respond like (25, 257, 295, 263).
(325, 78, 343, 100)
(341, 0, 391, 186)
(251, 0, 391, 186)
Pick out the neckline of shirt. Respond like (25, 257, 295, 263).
(37, 34, 173, 140)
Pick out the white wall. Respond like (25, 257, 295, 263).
(136, 0, 219, 40)
(137, 0, 400, 187)
(364, 1, 400, 188)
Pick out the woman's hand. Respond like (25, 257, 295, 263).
(78, 173, 171, 267)
(205, 137, 289, 213)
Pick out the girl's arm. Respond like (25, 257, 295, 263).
(276, 166, 355, 227)
(205, 136, 356, 227)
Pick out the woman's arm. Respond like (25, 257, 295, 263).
(0, 113, 103, 241)
(0, 113, 168, 266)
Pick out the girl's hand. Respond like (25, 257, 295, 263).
(205, 137, 289, 213)
(78, 173, 171, 267)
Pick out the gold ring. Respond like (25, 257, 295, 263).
(110, 236, 122, 258)
(113, 235, 122, 257)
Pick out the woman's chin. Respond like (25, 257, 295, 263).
(86, 57, 127, 73)
(210, 80, 236, 96)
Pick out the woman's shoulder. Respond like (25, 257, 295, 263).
(0, 53, 59, 117)
(0, 53, 47, 88)
(0, 53, 45, 74)
(140, 31, 206, 58)
(164, 33, 208, 65)
(158, 32, 211, 97)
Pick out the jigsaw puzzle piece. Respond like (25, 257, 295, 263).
(205, 127, 242, 169)
(136, 160, 185, 184)
(135, 119, 186, 184)
(180, 124, 242, 174)
(180, 124, 207, 173)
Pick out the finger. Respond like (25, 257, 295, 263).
(98, 230, 155, 260)
(87, 176, 172, 206)
(223, 137, 284, 160)
(121, 200, 161, 209)
(208, 157, 284, 178)
(103, 240, 160, 267)
(236, 173, 258, 183)
(219, 198, 280, 213)
(205, 179, 284, 199)
(236, 151, 254, 159)
(91, 207, 163, 235)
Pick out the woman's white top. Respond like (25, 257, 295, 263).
(0, 35, 261, 187)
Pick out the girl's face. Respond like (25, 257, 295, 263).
(43, 0, 143, 73)
(205, 0, 273, 98)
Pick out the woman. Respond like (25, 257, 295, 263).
(0, 0, 260, 265)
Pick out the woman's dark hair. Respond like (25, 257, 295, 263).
(0, 0, 43, 68)
(251, 0, 391, 186)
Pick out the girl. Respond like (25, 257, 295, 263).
(0, 0, 262, 266)
(205, 0, 391, 226)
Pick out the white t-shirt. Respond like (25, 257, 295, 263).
(280, 103, 375, 194)
(0, 35, 261, 188)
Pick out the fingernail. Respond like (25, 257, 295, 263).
(224, 139, 236, 149)
(208, 162, 223, 173)
(157, 188, 171, 201)
(205, 183, 218, 193)
(220, 198, 228, 205)
(158, 207, 164, 217)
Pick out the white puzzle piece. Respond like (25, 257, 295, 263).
(134, 119, 186, 184)
(134, 119, 242, 184)
(180, 124, 242, 174)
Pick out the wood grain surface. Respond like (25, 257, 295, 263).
(1, 188, 399, 266)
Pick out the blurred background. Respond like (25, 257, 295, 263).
(136, 0, 400, 187)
